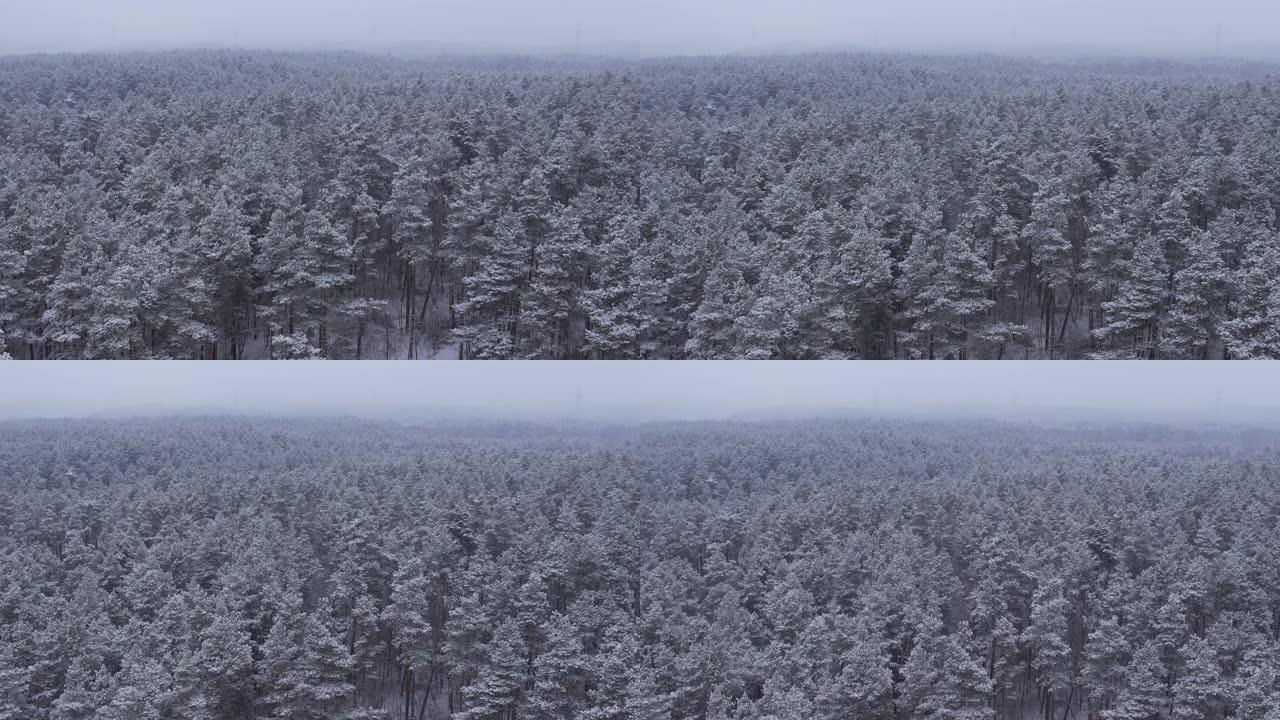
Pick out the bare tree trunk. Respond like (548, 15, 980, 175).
(416, 666, 436, 720)
(1057, 284, 1076, 355)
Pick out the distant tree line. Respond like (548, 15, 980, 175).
(1, 51, 1280, 358)
(0, 416, 1278, 719)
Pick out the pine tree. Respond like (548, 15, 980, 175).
(1095, 234, 1168, 359)
(299, 208, 356, 355)
(445, 582, 496, 692)
(0, 642, 32, 720)
(1154, 188, 1194, 279)
(1084, 614, 1132, 715)
(0, 225, 25, 359)
(391, 130, 457, 357)
(50, 654, 110, 720)
(453, 211, 527, 359)
(385, 555, 436, 674)
(1025, 576, 1075, 720)
(686, 260, 746, 359)
(256, 190, 307, 351)
(83, 231, 149, 359)
(810, 224, 894, 358)
(192, 190, 254, 358)
(1234, 646, 1279, 720)
(583, 208, 667, 359)
(1164, 230, 1231, 359)
(901, 622, 993, 720)
(1222, 233, 1280, 359)
(754, 677, 815, 720)
(626, 667, 675, 720)
(325, 123, 390, 262)
(190, 604, 255, 720)
(458, 619, 527, 720)
(815, 618, 893, 720)
(762, 573, 816, 649)
(391, 133, 452, 271)
(1086, 180, 1138, 301)
(928, 232, 995, 359)
(1104, 642, 1168, 720)
(579, 636, 633, 720)
(526, 615, 583, 720)
(97, 655, 174, 720)
(731, 266, 808, 360)
(1171, 636, 1222, 720)
(895, 230, 941, 359)
(258, 607, 355, 720)
(524, 206, 589, 359)
(42, 209, 111, 358)
(1025, 175, 1075, 355)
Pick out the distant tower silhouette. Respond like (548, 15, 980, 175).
(575, 384, 584, 415)
(1215, 23, 1223, 58)
(575, 22, 583, 54)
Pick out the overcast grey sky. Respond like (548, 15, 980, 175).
(2, 362, 1278, 426)
(2, 0, 1279, 58)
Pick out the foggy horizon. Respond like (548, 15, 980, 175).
(3, 362, 1279, 427)
(5, 0, 1280, 60)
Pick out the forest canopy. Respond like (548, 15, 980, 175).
(0, 416, 1278, 719)
(1, 51, 1280, 359)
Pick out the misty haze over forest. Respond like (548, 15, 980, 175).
(5, 0, 1280, 59)
(3, 363, 1279, 427)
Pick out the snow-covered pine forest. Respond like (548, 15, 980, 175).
(2, 51, 1280, 359)
(0, 416, 1278, 720)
